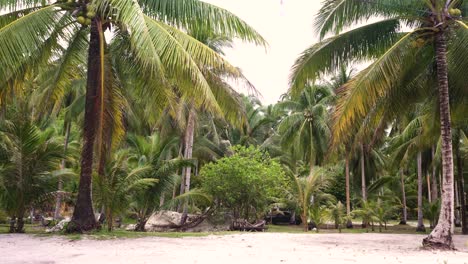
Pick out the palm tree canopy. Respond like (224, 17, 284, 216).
(289, 0, 467, 145)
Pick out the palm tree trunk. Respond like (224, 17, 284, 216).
(400, 169, 407, 225)
(456, 144, 467, 234)
(67, 18, 104, 233)
(360, 144, 367, 201)
(54, 121, 71, 220)
(180, 108, 196, 225)
(416, 152, 426, 232)
(345, 155, 353, 228)
(360, 144, 367, 228)
(423, 30, 455, 249)
(427, 173, 432, 203)
(431, 146, 439, 201)
(455, 181, 461, 227)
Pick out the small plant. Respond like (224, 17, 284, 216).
(308, 205, 327, 233)
(326, 201, 346, 232)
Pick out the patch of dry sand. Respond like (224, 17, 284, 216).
(1, 233, 467, 264)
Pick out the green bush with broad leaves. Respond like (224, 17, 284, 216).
(200, 146, 286, 222)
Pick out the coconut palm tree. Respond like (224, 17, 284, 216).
(0, 108, 65, 232)
(277, 85, 333, 172)
(0, 0, 266, 232)
(290, 0, 467, 249)
(285, 167, 330, 232)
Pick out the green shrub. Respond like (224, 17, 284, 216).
(200, 146, 287, 222)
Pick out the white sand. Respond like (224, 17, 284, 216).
(1, 233, 467, 264)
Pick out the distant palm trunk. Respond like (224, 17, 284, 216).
(54, 121, 71, 220)
(360, 144, 367, 201)
(416, 152, 426, 232)
(345, 155, 352, 228)
(180, 108, 196, 225)
(400, 169, 407, 225)
(68, 18, 104, 232)
(427, 173, 432, 203)
(431, 147, 438, 201)
(360, 144, 367, 228)
(423, 30, 455, 250)
(456, 146, 467, 234)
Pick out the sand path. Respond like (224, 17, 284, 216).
(1, 233, 467, 264)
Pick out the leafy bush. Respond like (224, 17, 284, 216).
(200, 146, 286, 222)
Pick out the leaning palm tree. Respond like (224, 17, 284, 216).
(0, 0, 266, 232)
(290, 0, 467, 249)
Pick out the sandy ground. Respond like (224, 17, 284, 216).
(1, 233, 467, 264)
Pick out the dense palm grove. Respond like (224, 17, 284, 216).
(0, 0, 466, 250)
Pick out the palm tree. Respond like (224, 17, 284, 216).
(0, 0, 266, 232)
(278, 85, 332, 172)
(286, 167, 329, 232)
(0, 109, 65, 232)
(93, 150, 153, 231)
(290, 0, 467, 249)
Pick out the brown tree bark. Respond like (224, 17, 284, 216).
(423, 30, 455, 250)
(416, 152, 426, 232)
(67, 19, 104, 233)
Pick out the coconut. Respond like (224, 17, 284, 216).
(86, 11, 96, 18)
(77, 16, 86, 25)
(449, 8, 461, 17)
(85, 18, 92, 26)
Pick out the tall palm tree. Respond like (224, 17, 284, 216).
(290, 0, 467, 249)
(0, 0, 266, 232)
(278, 85, 332, 172)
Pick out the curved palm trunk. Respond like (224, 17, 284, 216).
(345, 155, 353, 228)
(400, 169, 407, 225)
(67, 19, 104, 232)
(180, 108, 196, 225)
(423, 31, 454, 249)
(416, 152, 426, 232)
(54, 121, 71, 220)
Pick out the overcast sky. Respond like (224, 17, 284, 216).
(204, 0, 323, 105)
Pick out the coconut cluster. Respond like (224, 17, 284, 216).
(448, 8, 462, 17)
(62, 0, 96, 26)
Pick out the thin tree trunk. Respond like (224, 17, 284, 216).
(432, 146, 439, 201)
(9, 216, 16, 233)
(455, 181, 461, 227)
(360, 144, 367, 201)
(54, 121, 71, 220)
(400, 169, 407, 225)
(180, 108, 196, 225)
(417, 152, 426, 232)
(345, 155, 353, 228)
(456, 145, 467, 234)
(15, 207, 25, 233)
(67, 18, 104, 233)
(360, 144, 367, 228)
(423, 30, 455, 250)
(427, 173, 432, 203)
